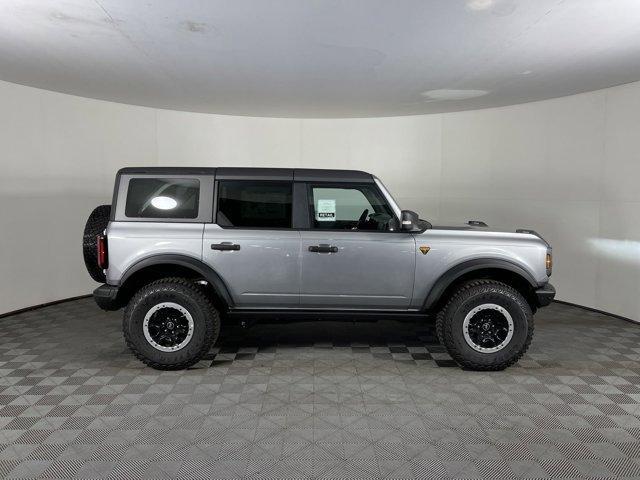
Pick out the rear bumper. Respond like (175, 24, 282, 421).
(535, 283, 556, 307)
(93, 284, 123, 311)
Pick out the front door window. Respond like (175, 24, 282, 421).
(309, 184, 395, 231)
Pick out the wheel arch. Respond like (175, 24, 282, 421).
(423, 259, 539, 312)
(118, 254, 234, 311)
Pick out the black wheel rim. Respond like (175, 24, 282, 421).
(143, 302, 194, 352)
(463, 303, 514, 353)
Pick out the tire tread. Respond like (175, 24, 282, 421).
(82, 205, 111, 282)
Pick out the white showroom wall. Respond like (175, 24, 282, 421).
(1, 80, 639, 320)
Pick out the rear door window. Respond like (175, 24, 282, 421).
(216, 181, 292, 228)
(125, 178, 200, 219)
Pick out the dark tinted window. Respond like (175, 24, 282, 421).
(217, 181, 292, 228)
(125, 178, 200, 219)
(309, 184, 395, 231)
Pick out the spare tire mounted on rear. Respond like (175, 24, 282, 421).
(83, 205, 111, 282)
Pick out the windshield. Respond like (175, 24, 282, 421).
(373, 176, 402, 219)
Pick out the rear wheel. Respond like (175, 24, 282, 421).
(436, 280, 533, 371)
(123, 277, 220, 370)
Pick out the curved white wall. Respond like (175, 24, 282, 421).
(1, 80, 639, 320)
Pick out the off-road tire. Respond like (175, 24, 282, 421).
(82, 204, 111, 282)
(436, 280, 534, 371)
(123, 277, 220, 370)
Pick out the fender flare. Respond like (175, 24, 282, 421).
(119, 254, 234, 308)
(422, 258, 539, 310)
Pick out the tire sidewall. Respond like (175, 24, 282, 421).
(448, 287, 530, 367)
(125, 285, 213, 367)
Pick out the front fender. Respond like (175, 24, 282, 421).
(421, 257, 539, 310)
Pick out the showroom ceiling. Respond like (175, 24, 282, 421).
(1, 0, 640, 117)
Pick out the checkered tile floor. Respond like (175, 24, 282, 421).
(1, 299, 639, 479)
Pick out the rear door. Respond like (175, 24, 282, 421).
(202, 177, 301, 307)
(300, 182, 416, 309)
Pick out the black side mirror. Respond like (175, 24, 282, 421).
(400, 210, 420, 231)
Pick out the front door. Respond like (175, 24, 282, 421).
(300, 183, 416, 309)
(203, 180, 300, 307)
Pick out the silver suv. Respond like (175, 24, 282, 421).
(83, 167, 555, 371)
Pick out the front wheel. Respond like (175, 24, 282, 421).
(123, 277, 220, 370)
(436, 280, 533, 371)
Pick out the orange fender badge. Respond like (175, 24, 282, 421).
(419, 246, 430, 255)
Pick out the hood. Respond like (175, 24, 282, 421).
(425, 219, 550, 247)
(429, 220, 498, 231)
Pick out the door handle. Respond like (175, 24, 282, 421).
(211, 242, 240, 251)
(308, 244, 338, 253)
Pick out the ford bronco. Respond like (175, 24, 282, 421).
(83, 167, 555, 370)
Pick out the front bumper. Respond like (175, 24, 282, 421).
(535, 283, 556, 307)
(93, 284, 123, 311)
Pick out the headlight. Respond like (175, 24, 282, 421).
(545, 250, 553, 277)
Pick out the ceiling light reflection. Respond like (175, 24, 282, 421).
(151, 196, 178, 210)
(466, 0, 495, 11)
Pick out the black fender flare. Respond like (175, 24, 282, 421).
(422, 258, 539, 310)
(119, 254, 234, 308)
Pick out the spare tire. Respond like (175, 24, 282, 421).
(83, 205, 111, 282)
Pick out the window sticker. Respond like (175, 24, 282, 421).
(316, 199, 336, 221)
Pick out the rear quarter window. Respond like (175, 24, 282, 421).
(125, 178, 200, 219)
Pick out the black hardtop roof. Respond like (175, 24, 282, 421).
(116, 167, 374, 183)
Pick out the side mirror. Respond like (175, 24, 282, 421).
(401, 210, 420, 231)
